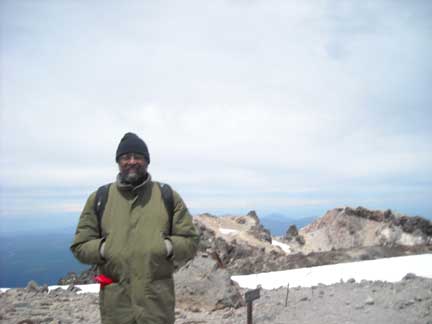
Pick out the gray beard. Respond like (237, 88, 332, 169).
(123, 172, 141, 185)
(119, 169, 146, 186)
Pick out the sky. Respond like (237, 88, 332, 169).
(1, 0, 431, 222)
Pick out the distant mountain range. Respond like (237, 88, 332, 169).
(260, 213, 316, 236)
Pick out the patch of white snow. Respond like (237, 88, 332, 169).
(232, 253, 432, 289)
(272, 240, 291, 253)
(220, 228, 239, 235)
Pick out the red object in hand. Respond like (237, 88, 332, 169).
(94, 274, 114, 289)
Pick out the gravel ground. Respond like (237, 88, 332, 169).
(176, 275, 432, 324)
(1, 275, 431, 324)
(0, 286, 100, 324)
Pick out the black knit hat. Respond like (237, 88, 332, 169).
(116, 132, 150, 163)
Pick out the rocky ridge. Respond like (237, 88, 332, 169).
(298, 206, 432, 253)
(193, 207, 432, 275)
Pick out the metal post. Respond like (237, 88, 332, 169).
(285, 283, 290, 307)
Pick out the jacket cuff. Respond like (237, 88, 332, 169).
(169, 235, 197, 262)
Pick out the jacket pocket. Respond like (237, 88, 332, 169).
(100, 233, 124, 282)
(99, 283, 134, 324)
(150, 234, 174, 280)
(142, 278, 175, 323)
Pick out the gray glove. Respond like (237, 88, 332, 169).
(99, 241, 106, 258)
(164, 239, 173, 258)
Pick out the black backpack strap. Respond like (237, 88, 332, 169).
(93, 183, 111, 237)
(158, 182, 175, 235)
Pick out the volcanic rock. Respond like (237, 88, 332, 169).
(174, 254, 244, 311)
(300, 207, 432, 253)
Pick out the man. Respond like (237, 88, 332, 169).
(71, 132, 199, 324)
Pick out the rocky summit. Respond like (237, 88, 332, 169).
(192, 207, 432, 275)
(298, 206, 432, 253)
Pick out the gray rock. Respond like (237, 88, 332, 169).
(14, 302, 31, 308)
(174, 255, 244, 311)
(365, 297, 375, 305)
(285, 225, 299, 240)
(25, 281, 48, 293)
(25, 280, 39, 291)
(396, 299, 416, 310)
(67, 284, 82, 293)
(402, 273, 417, 280)
(58, 265, 98, 285)
(246, 211, 272, 243)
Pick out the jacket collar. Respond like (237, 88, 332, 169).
(116, 172, 152, 195)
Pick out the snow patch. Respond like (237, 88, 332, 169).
(220, 228, 239, 235)
(232, 253, 432, 289)
(53, 283, 100, 294)
(272, 240, 291, 253)
(399, 232, 424, 246)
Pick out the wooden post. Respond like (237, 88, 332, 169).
(247, 301, 253, 324)
(245, 288, 260, 324)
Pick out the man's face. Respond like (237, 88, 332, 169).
(118, 152, 148, 185)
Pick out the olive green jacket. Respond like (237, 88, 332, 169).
(71, 175, 199, 324)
